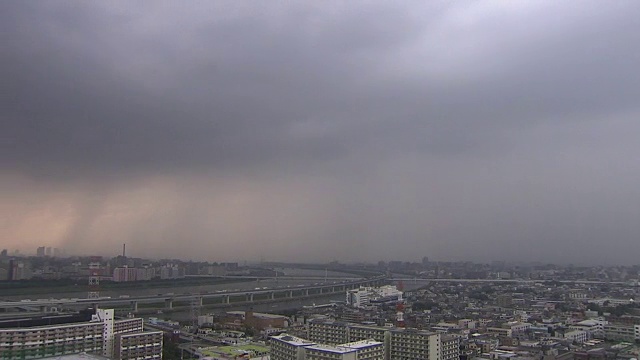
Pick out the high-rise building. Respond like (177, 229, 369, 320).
(112, 267, 138, 282)
(422, 256, 430, 266)
(159, 265, 182, 279)
(36, 247, 45, 257)
(7, 259, 31, 281)
(136, 267, 155, 281)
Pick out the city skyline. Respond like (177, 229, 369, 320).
(2, 2, 640, 264)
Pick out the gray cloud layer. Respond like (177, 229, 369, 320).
(2, 1, 640, 264)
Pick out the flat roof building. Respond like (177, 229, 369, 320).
(290, 320, 444, 360)
(270, 334, 315, 360)
(271, 335, 383, 360)
(0, 309, 161, 360)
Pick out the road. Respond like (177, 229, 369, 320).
(390, 278, 628, 285)
(0, 276, 385, 311)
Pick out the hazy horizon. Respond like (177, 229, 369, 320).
(0, 247, 629, 268)
(2, 1, 640, 265)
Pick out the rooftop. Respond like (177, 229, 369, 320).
(41, 354, 110, 360)
(339, 339, 384, 349)
(305, 344, 357, 354)
(271, 334, 315, 347)
(0, 310, 94, 329)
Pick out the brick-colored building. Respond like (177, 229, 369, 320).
(224, 310, 289, 331)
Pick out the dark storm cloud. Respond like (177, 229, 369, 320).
(1, 1, 424, 179)
(2, 1, 640, 263)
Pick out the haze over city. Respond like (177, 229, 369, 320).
(2, 1, 640, 264)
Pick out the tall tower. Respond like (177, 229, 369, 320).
(190, 296, 202, 332)
(88, 256, 102, 299)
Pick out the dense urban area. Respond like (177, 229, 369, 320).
(2, 249, 640, 360)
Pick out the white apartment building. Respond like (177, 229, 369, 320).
(388, 329, 440, 360)
(348, 325, 388, 344)
(441, 335, 460, 360)
(305, 340, 384, 360)
(136, 267, 155, 281)
(306, 320, 444, 360)
(570, 319, 606, 339)
(113, 332, 162, 360)
(0, 309, 160, 360)
(563, 330, 589, 344)
(304, 345, 358, 360)
(505, 322, 531, 334)
(308, 320, 350, 345)
(112, 267, 138, 282)
(0, 321, 104, 359)
(589, 298, 634, 306)
(568, 292, 588, 300)
(271, 334, 385, 360)
(159, 265, 182, 280)
(271, 334, 315, 360)
(340, 340, 384, 360)
(346, 286, 402, 308)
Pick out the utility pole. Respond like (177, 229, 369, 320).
(190, 296, 201, 332)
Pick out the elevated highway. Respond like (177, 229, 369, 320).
(390, 278, 627, 285)
(0, 276, 386, 312)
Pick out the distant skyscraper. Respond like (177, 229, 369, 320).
(36, 246, 45, 257)
(113, 266, 137, 282)
(422, 256, 430, 266)
(1, 249, 8, 257)
(45, 247, 52, 256)
(8, 259, 31, 280)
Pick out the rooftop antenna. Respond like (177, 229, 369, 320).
(123, 243, 126, 257)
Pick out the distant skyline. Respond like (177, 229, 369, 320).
(2, 246, 635, 268)
(2, 1, 640, 264)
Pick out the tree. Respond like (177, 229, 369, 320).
(162, 337, 182, 360)
(586, 303, 602, 314)
(413, 300, 437, 311)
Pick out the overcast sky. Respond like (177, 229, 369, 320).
(2, 1, 640, 264)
